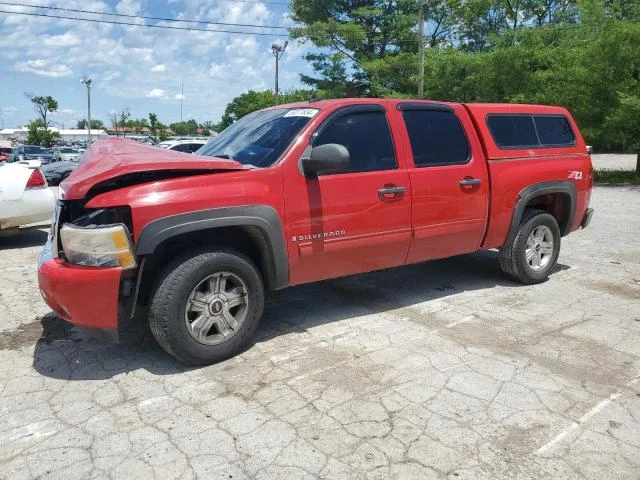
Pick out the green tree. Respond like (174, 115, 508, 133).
(77, 119, 105, 130)
(290, 0, 417, 96)
(604, 94, 640, 174)
(148, 113, 168, 141)
(27, 95, 58, 128)
(119, 108, 131, 138)
(200, 120, 217, 136)
(170, 119, 198, 136)
(26, 119, 60, 146)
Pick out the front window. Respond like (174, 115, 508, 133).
(60, 148, 75, 153)
(197, 108, 318, 168)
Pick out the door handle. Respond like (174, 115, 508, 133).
(378, 184, 406, 201)
(459, 178, 481, 187)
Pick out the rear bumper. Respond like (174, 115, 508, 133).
(38, 248, 122, 330)
(581, 208, 594, 229)
(0, 188, 55, 229)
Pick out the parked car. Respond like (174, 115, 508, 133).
(0, 147, 12, 163)
(38, 99, 594, 365)
(13, 145, 54, 164)
(156, 139, 207, 153)
(40, 157, 80, 186)
(0, 163, 55, 231)
(52, 146, 80, 162)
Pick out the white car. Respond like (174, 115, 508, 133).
(52, 146, 80, 162)
(0, 163, 55, 231)
(156, 139, 207, 153)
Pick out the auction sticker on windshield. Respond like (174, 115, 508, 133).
(284, 109, 319, 118)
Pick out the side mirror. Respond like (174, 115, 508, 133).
(586, 145, 593, 155)
(301, 143, 350, 179)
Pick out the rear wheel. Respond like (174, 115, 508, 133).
(149, 249, 264, 365)
(499, 209, 561, 284)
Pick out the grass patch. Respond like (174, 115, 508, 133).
(594, 169, 640, 185)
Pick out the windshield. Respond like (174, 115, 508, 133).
(60, 148, 75, 153)
(25, 146, 48, 154)
(197, 108, 318, 167)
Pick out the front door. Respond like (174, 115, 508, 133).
(284, 104, 412, 286)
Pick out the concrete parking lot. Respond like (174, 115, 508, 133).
(1, 185, 639, 480)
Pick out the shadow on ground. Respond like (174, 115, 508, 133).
(32, 250, 569, 380)
(0, 228, 48, 250)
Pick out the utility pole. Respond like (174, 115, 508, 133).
(80, 76, 92, 143)
(271, 41, 288, 105)
(417, 0, 427, 98)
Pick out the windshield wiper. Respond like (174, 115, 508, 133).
(210, 153, 232, 159)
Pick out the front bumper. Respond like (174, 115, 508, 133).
(38, 240, 123, 330)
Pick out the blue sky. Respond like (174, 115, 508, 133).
(0, 0, 313, 129)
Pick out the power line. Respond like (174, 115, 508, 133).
(0, 9, 291, 36)
(0, 2, 289, 30)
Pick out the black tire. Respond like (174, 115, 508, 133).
(499, 209, 561, 284)
(149, 249, 264, 365)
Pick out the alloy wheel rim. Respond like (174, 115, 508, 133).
(184, 271, 249, 345)
(525, 225, 554, 272)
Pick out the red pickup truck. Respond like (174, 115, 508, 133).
(38, 99, 593, 365)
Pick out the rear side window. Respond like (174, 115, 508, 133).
(402, 110, 470, 167)
(535, 116, 575, 146)
(487, 114, 575, 149)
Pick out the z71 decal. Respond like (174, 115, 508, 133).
(568, 171, 583, 180)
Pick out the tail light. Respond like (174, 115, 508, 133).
(26, 169, 47, 189)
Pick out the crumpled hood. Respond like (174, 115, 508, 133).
(61, 137, 244, 200)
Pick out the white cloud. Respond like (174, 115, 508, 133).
(0, 1, 315, 126)
(175, 94, 186, 100)
(101, 70, 122, 83)
(15, 59, 73, 78)
(116, 0, 142, 16)
(42, 32, 81, 48)
(146, 89, 165, 98)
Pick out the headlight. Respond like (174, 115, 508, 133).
(60, 224, 137, 269)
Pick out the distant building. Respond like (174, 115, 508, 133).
(0, 127, 108, 143)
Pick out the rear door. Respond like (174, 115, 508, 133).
(284, 104, 412, 285)
(395, 103, 489, 263)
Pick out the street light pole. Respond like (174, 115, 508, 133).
(80, 76, 92, 143)
(271, 41, 288, 105)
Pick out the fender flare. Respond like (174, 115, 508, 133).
(135, 205, 288, 290)
(504, 181, 577, 247)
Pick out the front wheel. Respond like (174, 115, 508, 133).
(149, 249, 264, 365)
(499, 209, 561, 284)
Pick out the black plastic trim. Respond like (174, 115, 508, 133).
(136, 205, 289, 289)
(505, 181, 577, 246)
(396, 102, 454, 112)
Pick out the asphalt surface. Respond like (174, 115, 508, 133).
(0, 185, 639, 479)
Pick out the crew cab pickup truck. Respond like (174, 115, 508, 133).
(38, 99, 594, 365)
